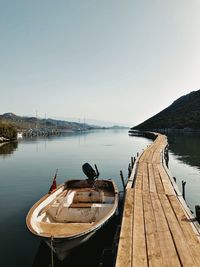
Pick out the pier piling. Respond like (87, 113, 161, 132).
(182, 180, 186, 200)
(120, 170, 126, 191)
(195, 205, 200, 223)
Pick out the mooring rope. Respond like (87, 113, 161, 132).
(50, 236, 54, 267)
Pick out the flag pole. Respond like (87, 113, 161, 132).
(49, 169, 58, 194)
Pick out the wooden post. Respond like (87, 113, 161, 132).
(131, 157, 134, 168)
(195, 205, 200, 223)
(164, 146, 169, 168)
(120, 170, 126, 191)
(128, 164, 132, 178)
(182, 180, 186, 200)
(165, 152, 169, 167)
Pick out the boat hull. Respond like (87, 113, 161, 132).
(26, 179, 119, 261)
(46, 208, 117, 260)
(45, 228, 97, 260)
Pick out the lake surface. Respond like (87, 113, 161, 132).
(0, 129, 151, 267)
(167, 132, 200, 212)
(0, 129, 200, 267)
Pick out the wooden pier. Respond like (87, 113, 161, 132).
(115, 133, 200, 267)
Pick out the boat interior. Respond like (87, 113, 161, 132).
(31, 180, 117, 237)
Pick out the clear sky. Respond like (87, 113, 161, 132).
(0, 0, 200, 126)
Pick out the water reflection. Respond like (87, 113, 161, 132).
(0, 141, 18, 157)
(32, 216, 118, 267)
(0, 130, 155, 266)
(167, 132, 200, 170)
(166, 132, 200, 212)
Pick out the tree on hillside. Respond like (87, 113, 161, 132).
(0, 121, 17, 139)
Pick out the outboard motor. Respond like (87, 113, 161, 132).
(82, 163, 99, 180)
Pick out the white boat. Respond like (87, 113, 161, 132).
(26, 169, 118, 261)
(17, 132, 23, 139)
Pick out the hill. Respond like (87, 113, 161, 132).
(132, 90, 200, 130)
(0, 120, 17, 141)
(0, 113, 97, 132)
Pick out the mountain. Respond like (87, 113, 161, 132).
(0, 113, 97, 131)
(53, 117, 131, 128)
(132, 90, 200, 130)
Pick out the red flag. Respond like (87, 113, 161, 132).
(49, 169, 58, 194)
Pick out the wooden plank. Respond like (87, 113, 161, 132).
(141, 149, 150, 163)
(139, 150, 147, 163)
(150, 192, 181, 267)
(146, 149, 154, 163)
(150, 192, 169, 232)
(152, 151, 160, 163)
(142, 163, 149, 192)
(136, 161, 143, 176)
(157, 164, 175, 196)
(132, 189, 148, 267)
(115, 189, 134, 267)
(169, 195, 200, 266)
(152, 164, 164, 194)
(157, 224, 181, 267)
(134, 163, 143, 190)
(143, 192, 163, 267)
(148, 163, 157, 193)
(134, 174, 142, 190)
(159, 194, 195, 266)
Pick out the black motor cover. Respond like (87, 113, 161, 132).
(82, 163, 97, 180)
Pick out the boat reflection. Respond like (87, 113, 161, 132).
(32, 216, 118, 267)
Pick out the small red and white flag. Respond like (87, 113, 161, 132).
(49, 169, 58, 194)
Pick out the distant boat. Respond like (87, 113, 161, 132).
(26, 164, 119, 261)
(17, 132, 23, 139)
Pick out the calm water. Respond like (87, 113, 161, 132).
(0, 129, 151, 267)
(167, 132, 200, 212)
(1, 130, 200, 267)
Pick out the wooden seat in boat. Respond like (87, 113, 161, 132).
(38, 222, 94, 237)
(69, 203, 113, 208)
